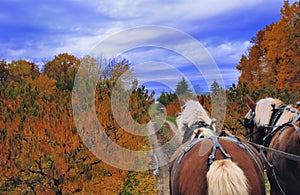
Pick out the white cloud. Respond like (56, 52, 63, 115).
(206, 41, 251, 65)
(92, 0, 265, 26)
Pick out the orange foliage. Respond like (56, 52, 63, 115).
(165, 98, 181, 117)
(0, 55, 156, 194)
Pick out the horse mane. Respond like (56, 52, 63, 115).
(276, 104, 299, 127)
(176, 100, 212, 129)
(255, 98, 283, 127)
(255, 98, 298, 128)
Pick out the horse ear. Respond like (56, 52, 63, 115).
(246, 95, 256, 109)
(198, 95, 205, 105)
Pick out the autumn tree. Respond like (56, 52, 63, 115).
(0, 55, 156, 194)
(6, 60, 40, 84)
(44, 53, 80, 91)
(259, 1, 300, 91)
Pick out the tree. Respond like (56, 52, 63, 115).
(260, 1, 297, 91)
(43, 53, 80, 91)
(175, 77, 192, 97)
(210, 80, 226, 130)
(157, 91, 177, 106)
(7, 60, 40, 83)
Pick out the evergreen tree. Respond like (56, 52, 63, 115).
(157, 91, 177, 106)
(175, 77, 192, 97)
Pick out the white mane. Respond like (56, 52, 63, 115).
(255, 98, 298, 129)
(276, 104, 298, 127)
(176, 100, 216, 140)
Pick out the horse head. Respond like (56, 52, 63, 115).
(177, 100, 217, 144)
(244, 96, 275, 144)
(244, 96, 298, 145)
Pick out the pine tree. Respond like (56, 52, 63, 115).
(175, 77, 192, 97)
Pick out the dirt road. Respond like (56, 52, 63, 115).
(148, 121, 182, 195)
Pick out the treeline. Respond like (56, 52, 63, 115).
(0, 54, 156, 194)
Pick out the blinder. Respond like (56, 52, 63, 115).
(244, 109, 256, 138)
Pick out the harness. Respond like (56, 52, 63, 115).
(170, 132, 263, 194)
(208, 136, 231, 165)
(263, 104, 287, 146)
(292, 113, 300, 138)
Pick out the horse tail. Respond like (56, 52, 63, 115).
(207, 159, 249, 195)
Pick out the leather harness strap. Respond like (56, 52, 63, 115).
(170, 137, 205, 193)
(208, 136, 231, 165)
(263, 104, 287, 146)
(291, 113, 300, 138)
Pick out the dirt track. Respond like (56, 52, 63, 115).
(148, 121, 182, 195)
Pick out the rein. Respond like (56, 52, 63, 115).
(244, 129, 261, 139)
(223, 130, 300, 161)
(245, 140, 300, 162)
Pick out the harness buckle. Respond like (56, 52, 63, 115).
(208, 154, 215, 165)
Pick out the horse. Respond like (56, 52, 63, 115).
(244, 96, 300, 195)
(170, 99, 266, 195)
(176, 100, 217, 143)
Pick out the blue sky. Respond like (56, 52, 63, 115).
(0, 0, 294, 96)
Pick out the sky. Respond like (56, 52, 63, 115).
(0, 0, 295, 97)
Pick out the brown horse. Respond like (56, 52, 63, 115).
(169, 134, 266, 195)
(245, 96, 300, 195)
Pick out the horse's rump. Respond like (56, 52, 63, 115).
(170, 138, 265, 195)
